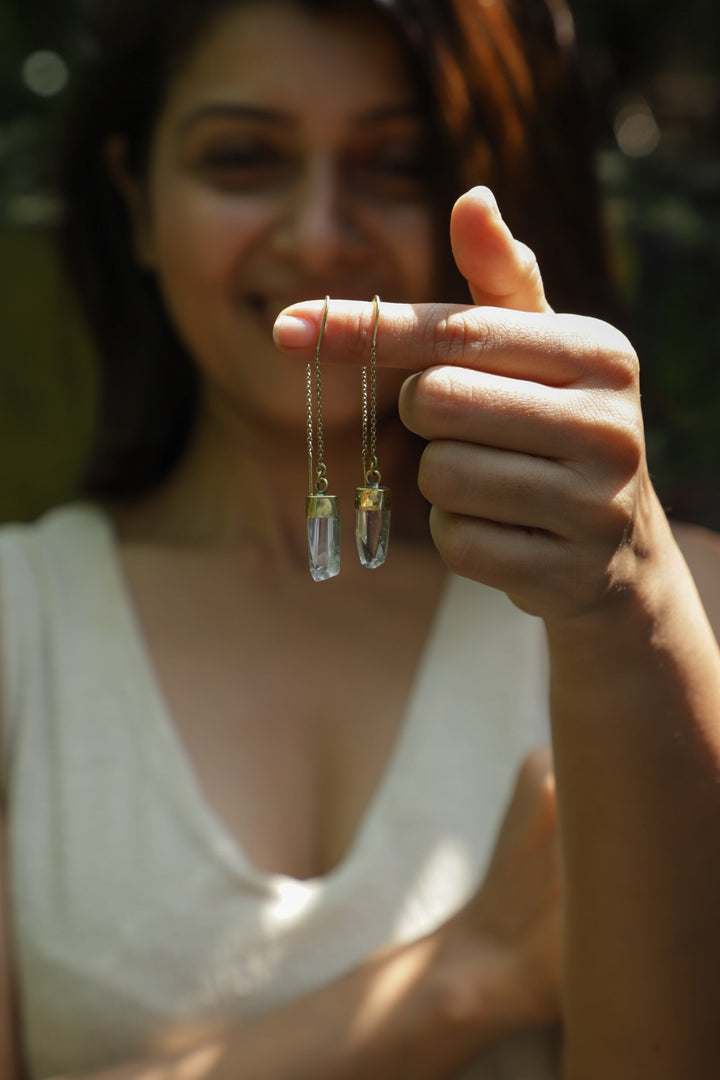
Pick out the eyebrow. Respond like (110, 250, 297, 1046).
(176, 102, 422, 135)
(177, 104, 293, 133)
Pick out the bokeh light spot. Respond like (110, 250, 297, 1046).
(21, 50, 69, 98)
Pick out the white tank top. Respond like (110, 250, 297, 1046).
(0, 504, 559, 1078)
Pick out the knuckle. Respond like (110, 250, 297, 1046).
(416, 366, 459, 409)
(430, 510, 477, 578)
(348, 305, 375, 356)
(417, 441, 457, 506)
(581, 392, 645, 474)
(568, 471, 632, 541)
(408, 366, 468, 434)
(564, 469, 605, 527)
(419, 440, 485, 512)
(425, 308, 493, 363)
(399, 369, 456, 435)
(609, 419, 644, 476)
(604, 338, 639, 388)
(397, 372, 422, 433)
(430, 311, 469, 359)
(558, 315, 639, 387)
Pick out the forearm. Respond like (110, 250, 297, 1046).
(546, 509, 720, 1077)
(50, 932, 506, 1080)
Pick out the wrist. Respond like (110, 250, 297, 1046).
(545, 496, 689, 652)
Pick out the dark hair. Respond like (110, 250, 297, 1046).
(59, 0, 616, 499)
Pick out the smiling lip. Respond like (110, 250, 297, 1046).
(243, 293, 289, 338)
(245, 291, 321, 333)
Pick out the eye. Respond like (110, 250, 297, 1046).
(351, 139, 431, 200)
(202, 145, 275, 168)
(372, 154, 423, 178)
(195, 139, 289, 190)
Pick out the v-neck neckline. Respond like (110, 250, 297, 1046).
(84, 502, 457, 892)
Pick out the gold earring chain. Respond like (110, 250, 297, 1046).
(361, 295, 381, 486)
(307, 296, 330, 495)
(306, 296, 341, 582)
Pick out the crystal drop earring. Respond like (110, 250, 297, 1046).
(355, 295, 391, 569)
(306, 296, 341, 581)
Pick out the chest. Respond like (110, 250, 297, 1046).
(119, 548, 446, 879)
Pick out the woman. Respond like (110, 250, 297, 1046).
(1, 1, 719, 1077)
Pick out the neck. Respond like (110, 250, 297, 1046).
(106, 378, 430, 563)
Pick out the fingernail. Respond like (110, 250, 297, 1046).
(273, 311, 317, 349)
(484, 188, 503, 220)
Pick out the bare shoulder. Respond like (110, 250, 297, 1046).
(671, 520, 720, 640)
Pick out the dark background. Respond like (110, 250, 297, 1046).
(1, 0, 719, 526)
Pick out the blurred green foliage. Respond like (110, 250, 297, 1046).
(0, 225, 95, 517)
(574, 0, 720, 527)
(1, 0, 719, 526)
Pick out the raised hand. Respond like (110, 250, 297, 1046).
(274, 186, 653, 624)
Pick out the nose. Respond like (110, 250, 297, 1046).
(270, 156, 363, 276)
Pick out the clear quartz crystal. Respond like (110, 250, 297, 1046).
(355, 486, 391, 569)
(307, 495, 341, 581)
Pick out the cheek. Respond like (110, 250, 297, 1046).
(374, 206, 437, 300)
(146, 181, 262, 295)
(140, 189, 247, 375)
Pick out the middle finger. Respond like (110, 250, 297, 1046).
(399, 366, 623, 464)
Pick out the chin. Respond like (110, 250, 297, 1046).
(200, 324, 404, 435)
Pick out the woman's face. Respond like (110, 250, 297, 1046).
(128, 0, 438, 432)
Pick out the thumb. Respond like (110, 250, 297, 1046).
(451, 186, 551, 314)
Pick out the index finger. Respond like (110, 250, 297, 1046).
(273, 299, 598, 387)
